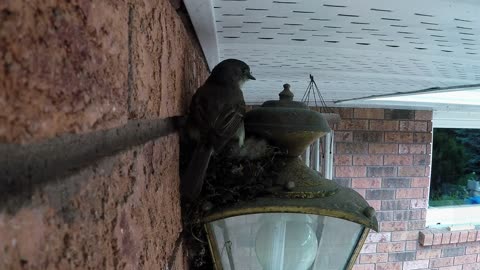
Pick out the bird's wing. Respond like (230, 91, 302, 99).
(210, 105, 244, 151)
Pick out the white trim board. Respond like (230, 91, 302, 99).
(184, 0, 219, 70)
(433, 111, 480, 129)
(427, 205, 480, 227)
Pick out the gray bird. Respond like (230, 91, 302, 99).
(182, 59, 255, 201)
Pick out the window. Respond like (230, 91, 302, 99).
(427, 111, 480, 227)
(430, 128, 480, 207)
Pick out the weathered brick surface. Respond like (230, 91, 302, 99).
(385, 110, 415, 120)
(335, 154, 353, 165)
(352, 178, 382, 189)
(384, 155, 414, 166)
(354, 108, 385, 119)
(333, 108, 480, 270)
(0, 0, 208, 269)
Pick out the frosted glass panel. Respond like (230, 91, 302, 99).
(207, 213, 364, 270)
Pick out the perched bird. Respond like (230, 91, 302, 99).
(182, 59, 255, 201)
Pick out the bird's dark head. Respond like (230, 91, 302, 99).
(209, 59, 256, 86)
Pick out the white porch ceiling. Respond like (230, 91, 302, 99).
(184, 0, 480, 107)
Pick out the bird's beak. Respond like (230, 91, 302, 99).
(247, 73, 256, 80)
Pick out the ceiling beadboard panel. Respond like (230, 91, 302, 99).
(188, 0, 480, 104)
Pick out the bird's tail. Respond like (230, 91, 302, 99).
(181, 144, 214, 201)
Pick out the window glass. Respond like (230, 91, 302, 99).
(430, 128, 480, 207)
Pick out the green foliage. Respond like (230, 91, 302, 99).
(454, 128, 480, 174)
(431, 129, 467, 184)
(430, 128, 480, 202)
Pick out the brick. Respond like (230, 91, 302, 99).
(395, 210, 423, 220)
(385, 132, 414, 143)
(375, 262, 402, 270)
(392, 231, 420, 241)
(332, 107, 353, 118)
(419, 231, 433, 246)
(430, 257, 454, 268)
(378, 211, 394, 221)
(366, 189, 395, 200)
(336, 166, 367, 177)
(406, 241, 417, 251)
(356, 189, 366, 198)
(399, 144, 427, 154)
(400, 121, 428, 132)
(415, 111, 432, 120)
(354, 131, 384, 142)
(352, 264, 375, 270)
(384, 155, 413, 165)
(383, 177, 411, 188)
(413, 133, 432, 143)
(361, 243, 378, 253)
(367, 200, 382, 211)
(337, 142, 369, 154)
(367, 166, 396, 177)
(450, 232, 460, 244)
(380, 221, 408, 232)
(369, 143, 398, 154)
(441, 232, 452, 244)
(389, 251, 416, 262)
(352, 178, 382, 188)
(467, 230, 477, 242)
(359, 253, 389, 263)
(382, 200, 410, 210)
(337, 119, 369, 130)
(353, 155, 384, 165)
(433, 233, 443, 245)
(366, 232, 391, 243)
(335, 131, 353, 142)
(411, 177, 430, 188)
(334, 154, 353, 165)
(398, 166, 427, 177)
(396, 188, 424, 199)
(411, 199, 428, 209)
(403, 260, 429, 270)
(466, 245, 480, 254)
(378, 242, 405, 253)
(333, 178, 351, 187)
(409, 220, 426, 230)
(370, 120, 399, 131)
(460, 231, 469, 243)
(413, 155, 429, 165)
(443, 247, 466, 257)
(438, 266, 462, 270)
(385, 109, 415, 120)
(354, 108, 385, 119)
(416, 248, 441, 259)
(454, 254, 477, 265)
(463, 263, 480, 270)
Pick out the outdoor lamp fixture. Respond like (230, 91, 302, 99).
(196, 84, 378, 270)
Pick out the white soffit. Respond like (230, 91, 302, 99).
(185, 0, 480, 105)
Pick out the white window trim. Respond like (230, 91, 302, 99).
(426, 110, 480, 227)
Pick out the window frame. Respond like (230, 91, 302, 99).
(426, 110, 480, 227)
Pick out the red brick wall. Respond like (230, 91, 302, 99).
(332, 108, 480, 270)
(0, 0, 208, 269)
